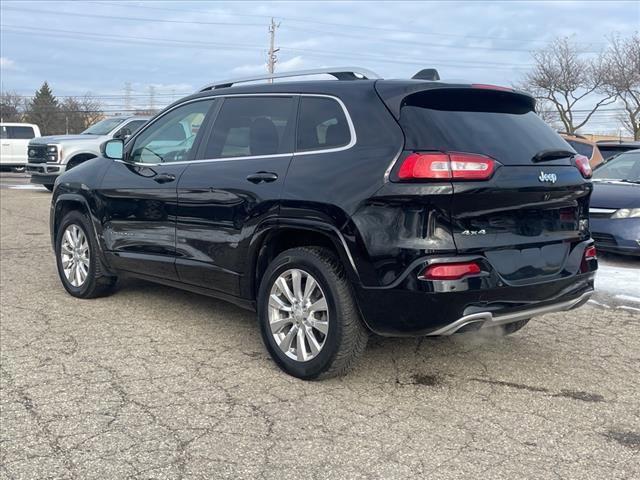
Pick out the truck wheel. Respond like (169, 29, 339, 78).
(44, 184, 54, 192)
(258, 247, 368, 379)
(55, 211, 117, 298)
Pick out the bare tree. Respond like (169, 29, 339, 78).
(599, 33, 640, 140)
(522, 37, 616, 134)
(0, 91, 25, 122)
(60, 95, 104, 133)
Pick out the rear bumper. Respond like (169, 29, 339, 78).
(428, 290, 592, 335)
(353, 241, 597, 336)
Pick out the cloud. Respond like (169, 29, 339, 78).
(0, 57, 17, 70)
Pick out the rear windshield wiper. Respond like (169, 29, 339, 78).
(531, 149, 575, 163)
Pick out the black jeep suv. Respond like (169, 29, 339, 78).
(50, 67, 597, 379)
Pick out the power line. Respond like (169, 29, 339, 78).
(0, 5, 600, 55)
(84, 0, 608, 47)
(0, 25, 534, 70)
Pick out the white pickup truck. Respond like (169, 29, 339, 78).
(1, 123, 41, 172)
(27, 116, 148, 191)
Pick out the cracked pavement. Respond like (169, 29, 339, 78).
(1, 177, 639, 479)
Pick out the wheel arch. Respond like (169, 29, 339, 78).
(244, 219, 360, 300)
(51, 194, 115, 274)
(66, 152, 97, 169)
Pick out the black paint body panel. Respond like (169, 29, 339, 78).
(50, 79, 597, 336)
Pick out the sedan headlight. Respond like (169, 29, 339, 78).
(611, 208, 640, 219)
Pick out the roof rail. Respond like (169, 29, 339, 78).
(198, 67, 381, 92)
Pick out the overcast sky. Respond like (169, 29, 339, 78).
(1, 0, 638, 131)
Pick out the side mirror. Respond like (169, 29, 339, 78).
(101, 139, 124, 160)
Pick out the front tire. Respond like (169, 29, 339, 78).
(55, 211, 117, 298)
(258, 247, 368, 380)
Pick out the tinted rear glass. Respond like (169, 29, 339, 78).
(7, 126, 36, 139)
(598, 145, 637, 160)
(204, 96, 295, 158)
(297, 97, 350, 151)
(565, 139, 594, 158)
(400, 89, 570, 165)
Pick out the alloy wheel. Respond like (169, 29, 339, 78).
(268, 268, 329, 362)
(60, 224, 90, 287)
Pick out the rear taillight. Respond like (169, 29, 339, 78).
(574, 155, 592, 179)
(419, 262, 481, 280)
(584, 245, 597, 260)
(398, 152, 495, 181)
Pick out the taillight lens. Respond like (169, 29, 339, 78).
(574, 155, 592, 179)
(584, 245, 597, 260)
(420, 262, 481, 280)
(398, 152, 496, 181)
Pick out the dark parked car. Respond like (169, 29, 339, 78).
(590, 149, 640, 256)
(596, 140, 640, 160)
(49, 67, 597, 379)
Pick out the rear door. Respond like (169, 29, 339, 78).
(396, 87, 591, 283)
(175, 95, 297, 296)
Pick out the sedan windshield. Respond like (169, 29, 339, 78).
(82, 118, 126, 135)
(593, 150, 640, 183)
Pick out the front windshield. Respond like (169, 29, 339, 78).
(593, 151, 640, 183)
(82, 117, 126, 135)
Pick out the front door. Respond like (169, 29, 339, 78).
(176, 96, 297, 296)
(98, 98, 216, 280)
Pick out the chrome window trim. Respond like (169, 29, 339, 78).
(589, 208, 617, 214)
(119, 93, 356, 167)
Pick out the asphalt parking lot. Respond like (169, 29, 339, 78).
(1, 172, 639, 479)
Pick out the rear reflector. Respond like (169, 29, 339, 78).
(398, 152, 495, 181)
(574, 154, 592, 179)
(584, 245, 597, 260)
(420, 262, 481, 280)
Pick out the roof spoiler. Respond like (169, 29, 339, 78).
(412, 69, 440, 81)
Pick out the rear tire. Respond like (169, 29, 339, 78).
(55, 210, 117, 298)
(258, 247, 368, 380)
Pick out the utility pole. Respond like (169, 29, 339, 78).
(148, 85, 156, 112)
(123, 82, 132, 112)
(267, 18, 280, 82)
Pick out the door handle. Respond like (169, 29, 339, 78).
(154, 173, 176, 184)
(246, 171, 278, 184)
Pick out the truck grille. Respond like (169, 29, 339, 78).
(28, 145, 48, 163)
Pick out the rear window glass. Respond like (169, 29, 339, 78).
(598, 146, 637, 160)
(204, 96, 295, 158)
(297, 97, 350, 151)
(565, 139, 594, 159)
(399, 89, 570, 165)
(6, 126, 36, 139)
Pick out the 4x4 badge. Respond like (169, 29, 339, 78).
(539, 171, 557, 183)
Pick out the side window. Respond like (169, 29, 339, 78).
(116, 120, 147, 138)
(296, 97, 351, 151)
(130, 100, 213, 164)
(203, 96, 295, 159)
(7, 126, 36, 139)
